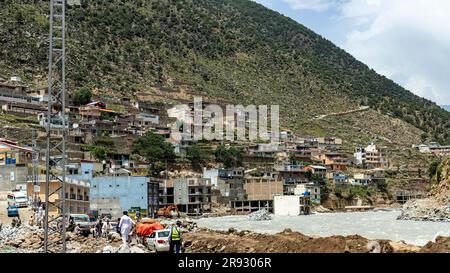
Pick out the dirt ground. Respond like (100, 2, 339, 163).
(184, 228, 447, 253)
(0, 191, 33, 227)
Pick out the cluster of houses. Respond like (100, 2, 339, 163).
(416, 142, 450, 156)
(0, 77, 392, 217)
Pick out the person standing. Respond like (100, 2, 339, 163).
(102, 219, 112, 237)
(118, 211, 135, 245)
(95, 219, 103, 238)
(169, 221, 183, 253)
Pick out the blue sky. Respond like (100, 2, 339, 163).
(253, 0, 450, 105)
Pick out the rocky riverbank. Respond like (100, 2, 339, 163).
(397, 199, 450, 222)
(398, 158, 450, 222)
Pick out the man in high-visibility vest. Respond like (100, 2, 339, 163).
(169, 220, 183, 253)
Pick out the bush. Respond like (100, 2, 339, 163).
(73, 87, 92, 106)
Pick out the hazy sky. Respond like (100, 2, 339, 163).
(254, 0, 450, 105)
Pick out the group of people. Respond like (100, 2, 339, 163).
(28, 204, 45, 228)
(116, 211, 184, 253)
(93, 218, 113, 238)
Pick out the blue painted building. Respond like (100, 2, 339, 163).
(332, 173, 348, 184)
(90, 175, 148, 218)
(67, 161, 148, 218)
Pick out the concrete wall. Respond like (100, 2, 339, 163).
(274, 195, 301, 216)
(90, 176, 148, 218)
(203, 168, 218, 187)
(0, 165, 28, 191)
(244, 181, 283, 201)
(173, 179, 189, 205)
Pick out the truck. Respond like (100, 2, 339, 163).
(7, 192, 28, 208)
(69, 214, 91, 236)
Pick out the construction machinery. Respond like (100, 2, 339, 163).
(157, 205, 180, 218)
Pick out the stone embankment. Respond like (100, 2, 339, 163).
(398, 159, 450, 222)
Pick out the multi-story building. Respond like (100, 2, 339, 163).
(158, 177, 212, 214)
(354, 142, 388, 169)
(89, 174, 149, 219)
(27, 178, 90, 217)
(244, 176, 283, 201)
(318, 152, 349, 172)
(349, 173, 372, 186)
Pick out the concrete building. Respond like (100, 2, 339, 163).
(1, 102, 46, 117)
(318, 152, 349, 172)
(27, 178, 90, 217)
(273, 195, 311, 216)
(275, 164, 309, 184)
(0, 138, 32, 165)
(349, 173, 372, 186)
(294, 183, 321, 205)
(332, 173, 348, 184)
(148, 178, 159, 218)
(354, 142, 388, 169)
(304, 165, 327, 179)
(244, 176, 283, 201)
(89, 175, 148, 218)
(159, 177, 212, 214)
(203, 168, 219, 187)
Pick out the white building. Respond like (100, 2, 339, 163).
(273, 195, 310, 216)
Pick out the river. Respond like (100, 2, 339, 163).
(195, 210, 450, 246)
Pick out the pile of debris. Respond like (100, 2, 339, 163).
(159, 218, 198, 232)
(0, 225, 149, 253)
(248, 209, 272, 221)
(398, 200, 450, 222)
(398, 159, 450, 222)
(184, 228, 403, 253)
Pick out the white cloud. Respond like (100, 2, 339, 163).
(282, 0, 338, 12)
(255, 0, 450, 104)
(339, 0, 450, 104)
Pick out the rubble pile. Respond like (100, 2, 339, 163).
(0, 225, 149, 253)
(397, 199, 450, 222)
(398, 159, 450, 222)
(248, 209, 272, 221)
(160, 219, 198, 232)
(184, 228, 400, 253)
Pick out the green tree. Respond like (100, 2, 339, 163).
(90, 146, 107, 161)
(133, 131, 175, 174)
(214, 144, 242, 168)
(428, 160, 442, 181)
(187, 145, 210, 171)
(73, 87, 92, 106)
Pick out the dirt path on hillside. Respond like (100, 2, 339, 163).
(313, 106, 370, 120)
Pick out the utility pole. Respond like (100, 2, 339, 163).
(32, 129, 39, 207)
(44, 0, 68, 253)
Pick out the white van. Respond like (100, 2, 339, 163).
(7, 192, 28, 208)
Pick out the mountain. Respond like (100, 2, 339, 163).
(442, 105, 450, 112)
(1, 0, 450, 145)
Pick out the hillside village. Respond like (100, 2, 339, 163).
(2, 74, 448, 221)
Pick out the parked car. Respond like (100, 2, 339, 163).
(7, 205, 19, 218)
(70, 214, 91, 236)
(99, 213, 112, 220)
(146, 229, 171, 252)
(7, 192, 28, 208)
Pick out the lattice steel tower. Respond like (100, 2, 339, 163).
(44, 0, 68, 253)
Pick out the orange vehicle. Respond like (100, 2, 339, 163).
(157, 205, 180, 218)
